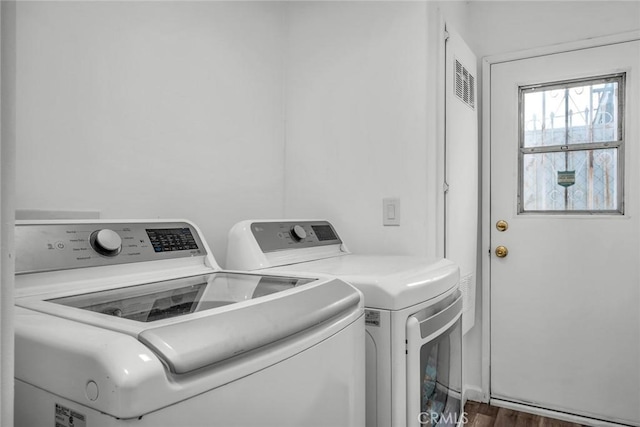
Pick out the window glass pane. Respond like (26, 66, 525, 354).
(419, 321, 462, 426)
(523, 80, 620, 148)
(523, 89, 566, 148)
(522, 148, 618, 211)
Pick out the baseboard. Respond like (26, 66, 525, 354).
(490, 398, 637, 427)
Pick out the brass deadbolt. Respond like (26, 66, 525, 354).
(495, 246, 509, 258)
(496, 220, 509, 232)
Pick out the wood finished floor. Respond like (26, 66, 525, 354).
(465, 401, 587, 427)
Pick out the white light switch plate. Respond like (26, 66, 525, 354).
(383, 198, 400, 226)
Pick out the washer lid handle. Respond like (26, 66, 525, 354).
(138, 278, 361, 374)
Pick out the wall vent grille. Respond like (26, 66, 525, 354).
(455, 59, 475, 109)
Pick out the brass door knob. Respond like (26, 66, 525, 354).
(495, 246, 509, 258)
(496, 220, 508, 232)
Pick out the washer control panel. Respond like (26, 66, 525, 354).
(16, 221, 206, 274)
(251, 221, 342, 253)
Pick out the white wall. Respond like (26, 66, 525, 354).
(468, 0, 640, 58)
(284, 1, 438, 258)
(14, 1, 287, 265)
(437, 1, 471, 41)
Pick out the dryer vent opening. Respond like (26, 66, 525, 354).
(455, 59, 475, 109)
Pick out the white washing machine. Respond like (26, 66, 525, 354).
(14, 219, 365, 427)
(226, 220, 463, 427)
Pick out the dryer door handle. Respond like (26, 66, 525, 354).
(410, 291, 462, 340)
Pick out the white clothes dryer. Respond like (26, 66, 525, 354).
(226, 220, 464, 427)
(14, 219, 365, 427)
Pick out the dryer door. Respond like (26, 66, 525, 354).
(406, 291, 463, 427)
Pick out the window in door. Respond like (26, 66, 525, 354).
(518, 73, 625, 213)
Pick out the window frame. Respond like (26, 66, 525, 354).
(517, 73, 626, 214)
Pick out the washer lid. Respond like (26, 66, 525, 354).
(265, 255, 459, 310)
(46, 272, 313, 323)
(136, 278, 360, 374)
(20, 272, 362, 374)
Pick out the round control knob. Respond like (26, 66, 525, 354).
(90, 229, 122, 257)
(290, 225, 307, 242)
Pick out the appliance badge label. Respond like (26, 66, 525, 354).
(365, 309, 380, 327)
(55, 403, 87, 427)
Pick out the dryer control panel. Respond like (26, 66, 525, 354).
(251, 221, 342, 253)
(16, 221, 207, 274)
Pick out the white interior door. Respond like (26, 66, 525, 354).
(490, 40, 640, 425)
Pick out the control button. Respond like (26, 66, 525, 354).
(90, 229, 122, 257)
(290, 225, 307, 242)
(55, 241, 65, 249)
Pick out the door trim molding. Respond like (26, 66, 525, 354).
(480, 30, 640, 402)
(484, 30, 640, 66)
